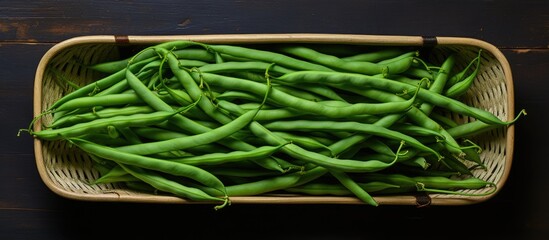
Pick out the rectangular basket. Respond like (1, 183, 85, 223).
(33, 34, 516, 206)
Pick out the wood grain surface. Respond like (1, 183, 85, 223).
(1, 1, 548, 239)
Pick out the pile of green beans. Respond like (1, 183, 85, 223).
(26, 40, 526, 209)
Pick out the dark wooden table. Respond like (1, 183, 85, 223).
(1, 1, 548, 239)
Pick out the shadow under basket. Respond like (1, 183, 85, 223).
(33, 34, 516, 206)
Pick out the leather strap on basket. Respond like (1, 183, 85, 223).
(419, 36, 438, 59)
(114, 35, 130, 44)
(415, 192, 432, 208)
(421, 36, 438, 47)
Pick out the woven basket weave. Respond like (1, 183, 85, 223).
(33, 34, 515, 206)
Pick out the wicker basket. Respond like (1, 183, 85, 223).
(33, 34, 515, 206)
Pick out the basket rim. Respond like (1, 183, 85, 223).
(32, 33, 515, 206)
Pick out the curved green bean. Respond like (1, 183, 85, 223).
(118, 164, 228, 209)
(70, 138, 227, 195)
(276, 71, 514, 125)
(33, 110, 182, 140)
(172, 144, 287, 166)
(207, 44, 334, 72)
(262, 120, 441, 158)
(114, 107, 261, 156)
(193, 72, 416, 118)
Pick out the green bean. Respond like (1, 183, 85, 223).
(399, 156, 430, 170)
(193, 72, 416, 118)
(118, 164, 229, 209)
(278, 46, 414, 76)
(70, 138, 227, 195)
(88, 46, 166, 74)
(114, 107, 261, 156)
(93, 66, 157, 97)
(402, 67, 435, 80)
(431, 145, 473, 175)
(445, 52, 482, 98)
(274, 84, 327, 102)
(227, 71, 268, 83)
(53, 93, 144, 113)
(224, 172, 301, 196)
(340, 48, 408, 62)
(326, 113, 404, 157)
(104, 125, 118, 139)
(33, 110, 183, 140)
(384, 74, 430, 88)
(93, 78, 130, 97)
(229, 70, 348, 102)
(132, 125, 189, 139)
(253, 108, 307, 121)
(460, 139, 485, 168)
(244, 65, 347, 102)
(354, 148, 419, 163)
(237, 102, 266, 110)
(294, 83, 348, 102)
(279, 45, 385, 73)
(389, 123, 445, 138)
(223, 166, 327, 196)
(216, 100, 307, 123)
(206, 44, 335, 72)
(277, 71, 514, 125)
(361, 173, 494, 194)
(116, 126, 141, 144)
(49, 105, 155, 129)
(377, 52, 421, 77)
(323, 142, 362, 159)
(178, 59, 210, 67)
(429, 111, 459, 128)
(216, 90, 264, 103)
(416, 174, 492, 189)
(386, 164, 460, 178)
(250, 122, 400, 172)
(362, 137, 399, 156)
(446, 50, 482, 88)
(197, 61, 294, 75)
(262, 120, 440, 159)
(295, 73, 508, 162)
(172, 48, 217, 62)
(445, 119, 505, 139)
(80, 133, 128, 146)
(419, 54, 456, 115)
(125, 181, 157, 193)
(329, 170, 378, 206)
(93, 164, 138, 184)
(171, 144, 286, 166)
(409, 110, 466, 156)
(205, 167, 282, 178)
(272, 131, 333, 153)
(376, 51, 419, 65)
